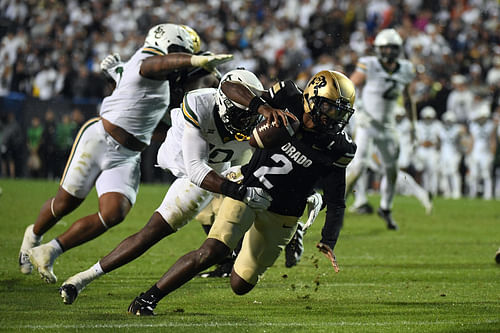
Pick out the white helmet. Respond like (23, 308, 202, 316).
(216, 69, 264, 138)
(420, 106, 436, 119)
(472, 103, 491, 120)
(394, 105, 406, 117)
(442, 111, 457, 123)
(374, 29, 403, 63)
(180, 25, 201, 53)
(144, 24, 194, 55)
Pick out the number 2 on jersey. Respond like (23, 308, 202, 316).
(253, 154, 293, 189)
(382, 78, 398, 100)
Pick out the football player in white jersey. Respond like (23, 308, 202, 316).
(466, 105, 497, 199)
(438, 111, 467, 199)
(414, 106, 443, 197)
(346, 28, 417, 230)
(59, 69, 293, 304)
(19, 24, 236, 284)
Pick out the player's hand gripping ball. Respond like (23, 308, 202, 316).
(249, 114, 300, 149)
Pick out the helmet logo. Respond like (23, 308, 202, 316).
(154, 26, 165, 39)
(308, 75, 327, 96)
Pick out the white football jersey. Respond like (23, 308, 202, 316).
(157, 88, 252, 183)
(357, 56, 415, 128)
(416, 119, 442, 147)
(100, 47, 170, 145)
(439, 124, 463, 157)
(469, 120, 496, 158)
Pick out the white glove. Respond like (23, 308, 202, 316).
(303, 192, 323, 231)
(100, 53, 121, 71)
(242, 187, 272, 210)
(190, 54, 233, 71)
(221, 165, 243, 183)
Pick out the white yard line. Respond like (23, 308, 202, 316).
(8, 320, 499, 330)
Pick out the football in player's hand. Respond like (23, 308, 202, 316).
(249, 115, 300, 149)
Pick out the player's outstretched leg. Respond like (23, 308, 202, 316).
(285, 222, 304, 267)
(19, 188, 83, 275)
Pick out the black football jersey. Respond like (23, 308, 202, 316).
(241, 80, 357, 217)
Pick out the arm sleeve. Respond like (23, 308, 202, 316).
(182, 122, 213, 186)
(320, 167, 347, 251)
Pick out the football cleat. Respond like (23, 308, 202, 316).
(28, 243, 58, 283)
(19, 224, 42, 274)
(60, 270, 95, 304)
(285, 222, 304, 268)
(60, 284, 78, 305)
(348, 203, 374, 215)
(377, 208, 399, 230)
(128, 293, 157, 316)
(496, 248, 500, 264)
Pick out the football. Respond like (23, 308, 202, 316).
(249, 115, 300, 149)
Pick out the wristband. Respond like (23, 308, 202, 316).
(249, 96, 266, 113)
(220, 179, 245, 201)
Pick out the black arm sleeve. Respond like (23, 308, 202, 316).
(320, 167, 347, 250)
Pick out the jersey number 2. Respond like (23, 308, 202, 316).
(382, 78, 398, 100)
(253, 154, 293, 189)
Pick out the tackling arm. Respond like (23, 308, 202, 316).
(221, 81, 297, 126)
(140, 53, 232, 80)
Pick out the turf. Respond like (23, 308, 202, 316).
(0, 178, 498, 332)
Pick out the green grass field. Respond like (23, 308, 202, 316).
(0, 178, 498, 332)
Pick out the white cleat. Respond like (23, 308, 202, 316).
(28, 243, 58, 284)
(60, 271, 93, 305)
(19, 224, 42, 274)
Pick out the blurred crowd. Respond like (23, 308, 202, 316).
(0, 0, 499, 197)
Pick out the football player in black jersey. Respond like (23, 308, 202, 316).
(127, 70, 357, 316)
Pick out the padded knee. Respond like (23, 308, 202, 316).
(230, 269, 255, 295)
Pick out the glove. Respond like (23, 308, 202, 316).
(303, 192, 323, 231)
(100, 53, 121, 71)
(316, 242, 339, 273)
(221, 165, 243, 183)
(190, 54, 233, 71)
(241, 187, 272, 210)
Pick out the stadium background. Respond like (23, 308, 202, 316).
(0, 0, 499, 186)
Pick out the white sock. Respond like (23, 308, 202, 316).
(49, 239, 63, 256)
(92, 262, 105, 277)
(31, 228, 42, 243)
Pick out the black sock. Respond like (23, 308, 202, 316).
(142, 284, 167, 304)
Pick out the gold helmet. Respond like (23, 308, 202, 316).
(303, 70, 355, 134)
(181, 25, 201, 54)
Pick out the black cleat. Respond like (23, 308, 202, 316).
(285, 222, 304, 268)
(128, 293, 157, 316)
(59, 284, 78, 305)
(198, 260, 233, 278)
(377, 208, 399, 230)
(349, 203, 374, 215)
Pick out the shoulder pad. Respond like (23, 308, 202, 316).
(269, 80, 300, 99)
